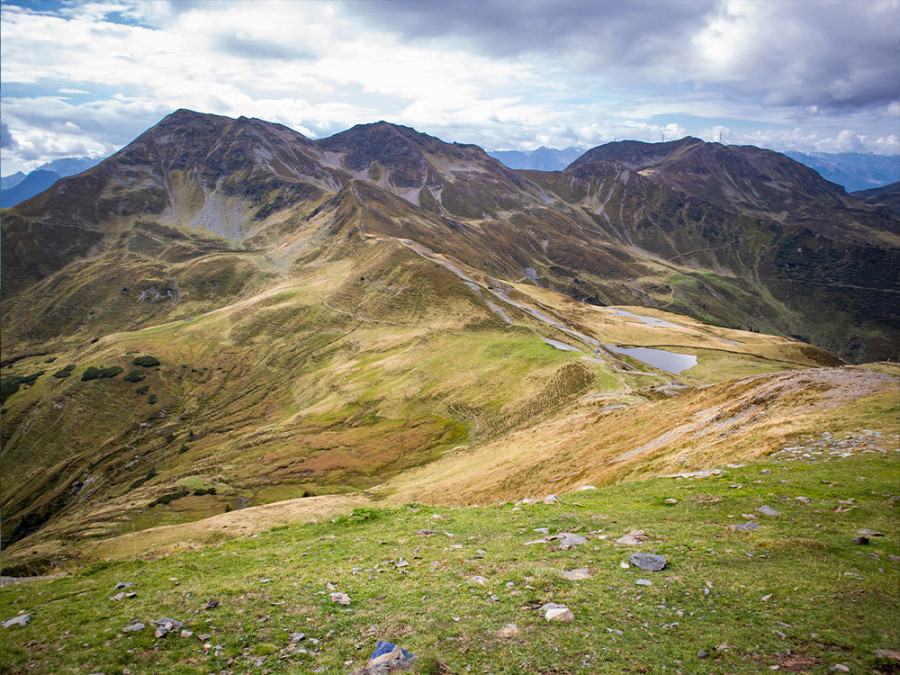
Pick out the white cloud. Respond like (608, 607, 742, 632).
(0, 0, 897, 174)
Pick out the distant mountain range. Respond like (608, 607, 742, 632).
(784, 151, 899, 193)
(487, 146, 584, 171)
(0, 156, 102, 207)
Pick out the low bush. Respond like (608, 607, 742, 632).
(52, 364, 76, 379)
(132, 355, 160, 367)
(2, 371, 46, 401)
(148, 393, 158, 404)
(135, 385, 149, 395)
(124, 369, 146, 382)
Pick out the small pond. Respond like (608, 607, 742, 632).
(607, 345, 697, 374)
(606, 309, 680, 328)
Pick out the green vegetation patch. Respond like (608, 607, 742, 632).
(1, 453, 896, 674)
(81, 365, 123, 381)
(132, 355, 161, 367)
(0, 371, 44, 403)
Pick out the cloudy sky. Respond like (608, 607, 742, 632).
(1, 0, 898, 174)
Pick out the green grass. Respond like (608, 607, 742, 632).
(2, 452, 896, 674)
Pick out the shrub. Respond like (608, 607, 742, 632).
(135, 385, 149, 395)
(193, 487, 217, 496)
(165, 433, 176, 444)
(178, 444, 189, 454)
(0, 377, 22, 402)
(53, 364, 76, 379)
(124, 370, 146, 383)
(82, 365, 121, 381)
(148, 393, 158, 404)
(132, 355, 161, 367)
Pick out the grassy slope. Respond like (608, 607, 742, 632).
(0, 225, 888, 574)
(1, 448, 897, 674)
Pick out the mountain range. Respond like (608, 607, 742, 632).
(1, 109, 898, 574)
(0, 156, 101, 208)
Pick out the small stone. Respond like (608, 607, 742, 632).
(615, 529, 649, 545)
(180, 629, 193, 638)
(698, 650, 709, 658)
(122, 621, 145, 633)
(394, 559, 410, 568)
(761, 594, 773, 602)
(858, 529, 885, 536)
(557, 533, 588, 549)
(578, 485, 597, 491)
(543, 494, 561, 504)
(664, 498, 678, 504)
(629, 553, 667, 572)
(761, 469, 772, 474)
(619, 560, 630, 569)
(533, 527, 550, 534)
(197, 633, 212, 641)
(635, 579, 652, 586)
(874, 649, 900, 661)
(114, 582, 134, 590)
(545, 607, 574, 622)
(330, 592, 351, 605)
(794, 496, 811, 504)
(831, 665, 850, 672)
(468, 576, 488, 585)
(204, 599, 219, 610)
(561, 568, 592, 581)
(2, 614, 31, 628)
(151, 617, 184, 631)
(730, 521, 761, 532)
(852, 536, 870, 546)
(758, 505, 781, 516)
(416, 529, 438, 536)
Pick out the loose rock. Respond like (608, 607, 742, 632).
(758, 505, 781, 516)
(556, 533, 588, 549)
(629, 553, 667, 572)
(351, 640, 416, 674)
(122, 621, 145, 633)
(730, 521, 761, 532)
(615, 529, 649, 545)
(852, 536, 869, 545)
(545, 606, 574, 622)
(561, 568, 592, 581)
(2, 614, 31, 628)
(330, 592, 351, 606)
(635, 579, 652, 586)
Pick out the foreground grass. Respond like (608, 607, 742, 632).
(2, 452, 898, 674)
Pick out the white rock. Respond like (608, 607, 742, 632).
(545, 607, 574, 622)
(578, 485, 598, 491)
(330, 592, 351, 605)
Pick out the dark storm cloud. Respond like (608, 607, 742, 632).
(352, 0, 899, 111)
(354, 0, 714, 66)
(0, 120, 17, 149)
